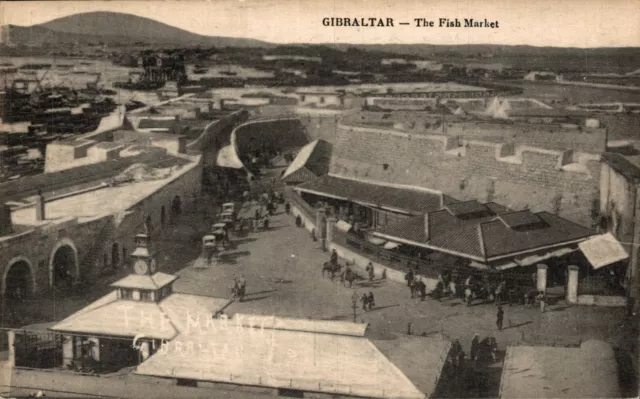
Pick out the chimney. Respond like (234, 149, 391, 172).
(194, 107, 201, 119)
(0, 203, 13, 236)
(424, 212, 430, 241)
(35, 189, 45, 221)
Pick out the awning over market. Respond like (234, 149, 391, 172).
(579, 233, 629, 269)
(295, 174, 446, 215)
(383, 242, 400, 250)
(335, 220, 352, 232)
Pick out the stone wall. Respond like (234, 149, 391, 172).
(0, 155, 203, 298)
(343, 112, 607, 153)
(330, 124, 601, 227)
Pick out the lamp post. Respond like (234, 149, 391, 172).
(351, 292, 358, 323)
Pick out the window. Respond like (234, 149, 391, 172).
(140, 291, 153, 302)
(121, 289, 133, 300)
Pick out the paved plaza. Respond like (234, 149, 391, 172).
(3, 195, 637, 397)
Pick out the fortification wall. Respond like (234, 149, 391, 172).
(330, 124, 601, 227)
(344, 112, 607, 153)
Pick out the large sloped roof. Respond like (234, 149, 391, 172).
(50, 291, 228, 340)
(375, 208, 594, 262)
(296, 175, 445, 215)
(136, 315, 443, 399)
(281, 139, 333, 183)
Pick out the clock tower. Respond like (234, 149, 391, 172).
(111, 231, 177, 303)
(130, 232, 158, 275)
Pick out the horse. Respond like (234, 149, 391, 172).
(340, 268, 360, 288)
(322, 261, 341, 280)
(465, 283, 493, 306)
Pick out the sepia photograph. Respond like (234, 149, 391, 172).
(0, 0, 639, 397)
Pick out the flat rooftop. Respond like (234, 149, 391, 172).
(11, 157, 195, 226)
(135, 315, 447, 399)
(499, 340, 620, 399)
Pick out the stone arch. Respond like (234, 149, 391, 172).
(48, 238, 79, 288)
(2, 256, 36, 298)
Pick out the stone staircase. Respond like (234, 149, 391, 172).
(79, 216, 116, 280)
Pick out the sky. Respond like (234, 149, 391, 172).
(1, 0, 639, 48)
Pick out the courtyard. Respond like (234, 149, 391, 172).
(2, 193, 637, 397)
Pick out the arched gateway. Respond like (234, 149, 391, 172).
(49, 239, 79, 288)
(2, 257, 36, 298)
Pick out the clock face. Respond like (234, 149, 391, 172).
(149, 259, 157, 274)
(133, 259, 149, 275)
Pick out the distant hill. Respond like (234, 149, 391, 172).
(4, 11, 271, 48)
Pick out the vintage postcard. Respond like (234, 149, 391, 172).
(0, 0, 638, 397)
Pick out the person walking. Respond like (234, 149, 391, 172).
(496, 306, 504, 331)
(405, 269, 414, 288)
(538, 291, 546, 313)
(366, 262, 375, 281)
(360, 293, 369, 311)
(418, 278, 427, 301)
(381, 268, 387, 280)
(367, 292, 375, 310)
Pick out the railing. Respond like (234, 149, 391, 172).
(334, 228, 440, 278)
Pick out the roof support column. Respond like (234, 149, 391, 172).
(536, 264, 548, 293)
(566, 265, 579, 304)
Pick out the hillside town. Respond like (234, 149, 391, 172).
(1, 3, 640, 399)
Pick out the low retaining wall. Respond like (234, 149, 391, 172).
(577, 295, 626, 307)
(290, 203, 316, 234)
(329, 242, 438, 290)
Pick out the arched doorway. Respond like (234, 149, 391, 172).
(171, 196, 182, 218)
(160, 205, 166, 227)
(50, 245, 77, 288)
(112, 243, 120, 268)
(3, 258, 35, 299)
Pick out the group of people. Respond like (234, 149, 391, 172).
(450, 334, 499, 373)
(405, 268, 428, 301)
(360, 291, 376, 311)
(253, 207, 270, 232)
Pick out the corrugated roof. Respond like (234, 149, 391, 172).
(281, 166, 318, 184)
(498, 210, 544, 229)
(296, 175, 443, 214)
(445, 200, 490, 217)
(376, 209, 593, 261)
(481, 212, 594, 259)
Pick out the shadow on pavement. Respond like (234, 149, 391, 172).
(239, 295, 272, 303)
